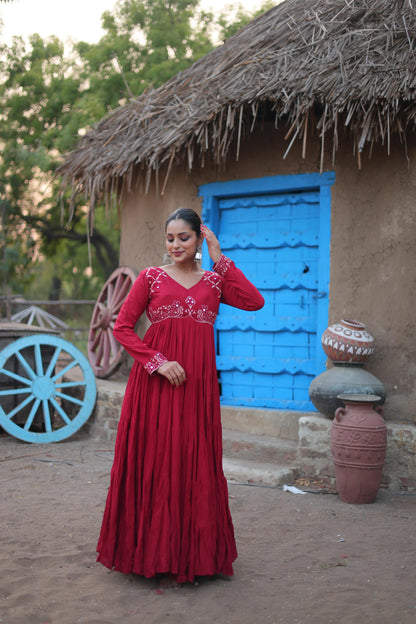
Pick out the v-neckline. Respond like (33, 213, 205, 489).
(159, 268, 206, 291)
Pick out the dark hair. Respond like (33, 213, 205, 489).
(165, 208, 202, 237)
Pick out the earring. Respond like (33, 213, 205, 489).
(162, 252, 172, 265)
(195, 247, 202, 262)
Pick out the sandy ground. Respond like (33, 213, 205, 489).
(1, 432, 416, 624)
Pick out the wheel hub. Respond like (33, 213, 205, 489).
(99, 307, 112, 329)
(32, 376, 55, 400)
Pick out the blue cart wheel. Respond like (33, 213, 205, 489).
(0, 334, 96, 443)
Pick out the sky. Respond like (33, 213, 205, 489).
(0, 0, 264, 45)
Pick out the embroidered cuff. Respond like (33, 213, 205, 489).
(144, 352, 168, 374)
(213, 254, 233, 277)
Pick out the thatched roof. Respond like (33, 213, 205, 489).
(58, 0, 416, 205)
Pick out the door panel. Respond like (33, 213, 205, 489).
(199, 173, 333, 411)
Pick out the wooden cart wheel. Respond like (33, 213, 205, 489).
(0, 334, 96, 443)
(88, 266, 137, 378)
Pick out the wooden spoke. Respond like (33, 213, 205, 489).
(88, 266, 137, 378)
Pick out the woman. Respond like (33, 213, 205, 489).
(96, 208, 264, 585)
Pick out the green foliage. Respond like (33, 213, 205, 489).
(75, 0, 218, 101)
(0, 0, 272, 309)
(0, 197, 36, 295)
(0, 31, 121, 305)
(216, 1, 276, 40)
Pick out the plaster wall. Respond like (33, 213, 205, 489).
(120, 123, 416, 424)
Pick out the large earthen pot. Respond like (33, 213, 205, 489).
(308, 362, 386, 418)
(331, 394, 387, 504)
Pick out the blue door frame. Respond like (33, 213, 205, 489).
(199, 172, 334, 410)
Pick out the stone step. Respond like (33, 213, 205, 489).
(223, 456, 297, 488)
(90, 379, 416, 491)
(222, 428, 298, 464)
(221, 405, 308, 441)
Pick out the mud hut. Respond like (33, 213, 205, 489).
(59, 0, 416, 486)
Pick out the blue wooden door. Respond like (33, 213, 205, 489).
(199, 173, 334, 411)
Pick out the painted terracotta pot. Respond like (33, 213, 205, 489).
(321, 319, 375, 363)
(331, 394, 387, 504)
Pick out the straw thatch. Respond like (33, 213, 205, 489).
(58, 0, 416, 206)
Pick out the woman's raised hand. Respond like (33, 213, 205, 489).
(157, 361, 186, 387)
(200, 224, 222, 264)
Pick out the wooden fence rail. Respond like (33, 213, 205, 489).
(0, 295, 96, 330)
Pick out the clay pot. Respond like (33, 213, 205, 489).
(308, 362, 386, 419)
(331, 394, 387, 504)
(321, 319, 375, 363)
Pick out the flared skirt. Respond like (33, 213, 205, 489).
(96, 319, 237, 582)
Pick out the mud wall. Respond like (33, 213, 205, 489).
(120, 124, 416, 423)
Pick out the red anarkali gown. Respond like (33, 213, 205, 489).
(96, 254, 264, 583)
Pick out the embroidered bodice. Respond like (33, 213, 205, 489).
(145, 268, 221, 327)
(113, 254, 264, 375)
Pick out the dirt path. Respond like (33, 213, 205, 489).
(1, 434, 415, 624)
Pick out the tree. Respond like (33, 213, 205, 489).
(0, 0, 270, 306)
(0, 33, 119, 302)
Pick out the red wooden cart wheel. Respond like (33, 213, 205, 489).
(88, 266, 137, 378)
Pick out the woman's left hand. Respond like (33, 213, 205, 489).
(201, 224, 222, 264)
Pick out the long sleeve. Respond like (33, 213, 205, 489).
(113, 269, 168, 374)
(213, 254, 264, 311)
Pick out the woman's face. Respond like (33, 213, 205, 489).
(165, 219, 201, 264)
